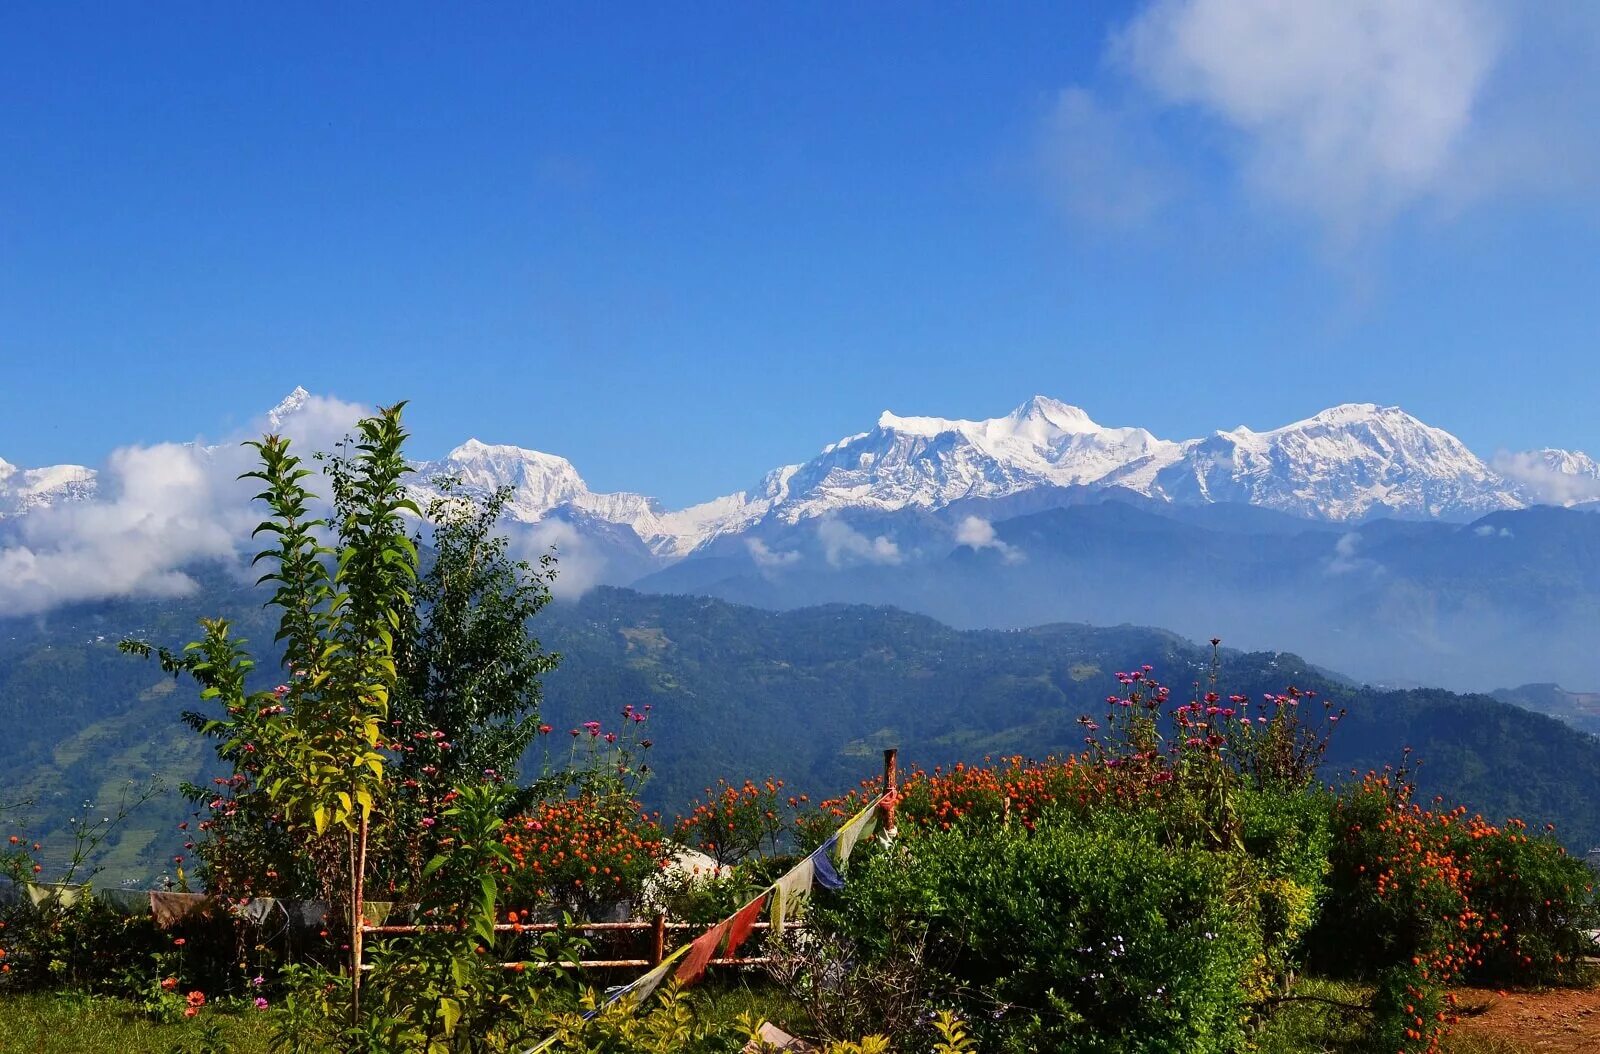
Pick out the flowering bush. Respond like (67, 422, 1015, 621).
(499, 795, 668, 918)
(1314, 768, 1498, 1053)
(1445, 817, 1597, 985)
(673, 778, 790, 868)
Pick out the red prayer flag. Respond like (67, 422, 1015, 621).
(674, 918, 730, 985)
(724, 893, 768, 959)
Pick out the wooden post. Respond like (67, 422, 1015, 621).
(881, 748, 898, 836)
(650, 912, 666, 965)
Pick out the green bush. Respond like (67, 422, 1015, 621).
(818, 823, 1263, 1054)
(1234, 787, 1333, 991)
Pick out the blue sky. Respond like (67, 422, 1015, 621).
(3, 2, 1598, 506)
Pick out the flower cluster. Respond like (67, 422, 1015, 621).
(673, 778, 790, 867)
(499, 795, 668, 916)
(1326, 768, 1502, 1053)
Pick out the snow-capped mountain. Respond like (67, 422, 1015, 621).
(1135, 404, 1525, 521)
(0, 456, 97, 517)
(725, 398, 1525, 528)
(755, 396, 1177, 522)
(398, 395, 1544, 559)
(9, 389, 1591, 566)
(410, 439, 667, 540)
(1490, 448, 1600, 507)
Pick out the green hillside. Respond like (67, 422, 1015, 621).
(4, 577, 1600, 881)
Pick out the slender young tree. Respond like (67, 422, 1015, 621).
(127, 404, 419, 1014)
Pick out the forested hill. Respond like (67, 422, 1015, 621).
(4, 579, 1600, 881)
(541, 589, 1600, 850)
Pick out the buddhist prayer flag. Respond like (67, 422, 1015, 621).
(675, 917, 731, 984)
(811, 839, 845, 892)
(723, 893, 768, 959)
(832, 797, 882, 866)
(150, 891, 214, 928)
(613, 942, 691, 1008)
(769, 855, 815, 931)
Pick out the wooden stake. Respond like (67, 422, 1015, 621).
(882, 748, 898, 836)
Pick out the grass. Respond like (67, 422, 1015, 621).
(0, 981, 1539, 1054)
(0, 992, 273, 1054)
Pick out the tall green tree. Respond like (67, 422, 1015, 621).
(383, 479, 560, 887)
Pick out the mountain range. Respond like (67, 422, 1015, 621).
(6, 389, 1600, 692)
(6, 389, 1598, 546)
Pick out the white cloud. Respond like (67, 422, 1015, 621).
(817, 518, 902, 568)
(954, 516, 1024, 563)
(1326, 531, 1381, 575)
(1114, 0, 1502, 240)
(1472, 524, 1514, 538)
(512, 519, 606, 598)
(0, 391, 369, 616)
(746, 537, 801, 570)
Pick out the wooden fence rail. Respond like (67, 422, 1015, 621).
(356, 748, 899, 976)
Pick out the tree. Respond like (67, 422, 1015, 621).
(127, 404, 420, 1013)
(383, 478, 561, 888)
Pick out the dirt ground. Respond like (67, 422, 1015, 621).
(1451, 986, 1600, 1052)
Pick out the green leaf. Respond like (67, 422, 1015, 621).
(438, 996, 462, 1036)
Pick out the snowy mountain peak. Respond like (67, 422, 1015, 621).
(1006, 395, 1101, 435)
(266, 386, 312, 429)
(875, 395, 1101, 441)
(1490, 447, 1600, 507)
(1152, 402, 1517, 521)
(0, 458, 97, 517)
(1532, 448, 1600, 477)
(446, 437, 577, 470)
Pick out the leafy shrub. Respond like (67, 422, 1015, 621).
(818, 823, 1264, 1054)
(673, 778, 790, 868)
(1313, 770, 1495, 1053)
(1234, 787, 1333, 991)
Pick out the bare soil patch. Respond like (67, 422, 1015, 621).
(1451, 986, 1600, 1053)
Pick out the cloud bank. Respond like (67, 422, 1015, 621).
(818, 518, 902, 568)
(0, 392, 369, 617)
(955, 516, 1024, 563)
(1491, 451, 1600, 507)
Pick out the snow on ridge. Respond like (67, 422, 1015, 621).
(0, 391, 1569, 561)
